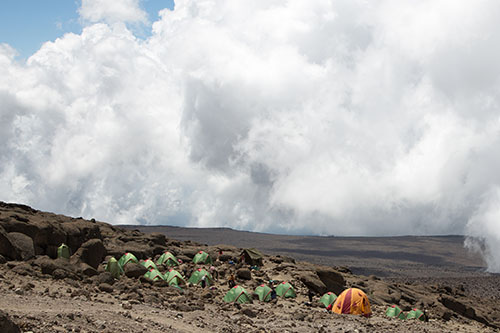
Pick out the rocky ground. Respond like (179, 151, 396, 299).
(1, 201, 499, 332)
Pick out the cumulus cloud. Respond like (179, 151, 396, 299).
(2, 0, 500, 270)
(79, 0, 148, 24)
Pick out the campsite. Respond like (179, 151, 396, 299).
(1, 201, 499, 332)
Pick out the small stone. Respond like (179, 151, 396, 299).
(121, 302, 132, 310)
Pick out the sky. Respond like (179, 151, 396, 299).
(0, 0, 174, 59)
(1, 0, 500, 272)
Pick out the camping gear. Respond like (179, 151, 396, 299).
(319, 292, 338, 308)
(157, 251, 179, 267)
(105, 257, 123, 279)
(240, 248, 264, 266)
(332, 288, 372, 317)
(223, 285, 252, 304)
(118, 252, 139, 268)
(57, 243, 71, 259)
(144, 268, 164, 281)
(276, 282, 296, 298)
(164, 269, 186, 286)
(188, 268, 214, 286)
(193, 251, 213, 265)
(407, 308, 426, 321)
(386, 305, 406, 320)
(254, 284, 273, 302)
(140, 258, 158, 271)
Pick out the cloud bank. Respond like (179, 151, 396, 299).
(2, 0, 500, 270)
(79, 0, 148, 24)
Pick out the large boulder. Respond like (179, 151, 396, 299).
(35, 257, 74, 275)
(71, 239, 106, 269)
(77, 263, 98, 277)
(97, 272, 115, 285)
(236, 268, 252, 280)
(439, 296, 489, 325)
(105, 240, 158, 260)
(31, 222, 66, 255)
(295, 271, 327, 294)
(316, 268, 345, 295)
(60, 220, 102, 253)
(147, 233, 167, 246)
(0, 216, 39, 238)
(124, 263, 148, 278)
(179, 248, 201, 259)
(7, 232, 35, 260)
(0, 310, 20, 333)
(0, 226, 19, 260)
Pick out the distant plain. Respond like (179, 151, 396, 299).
(125, 225, 486, 278)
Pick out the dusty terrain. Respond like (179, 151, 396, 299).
(1, 201, 499, 332)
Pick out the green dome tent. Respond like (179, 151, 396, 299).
(254, 284, 273, 302)
(407, 308, 426, 321)
(193, 251, 213, 265)
(386, 305, 406, 320)
(188, 268, 214, 286)
(276, 282, 296, 298)
(140, 259, 158, 271)
(144, 268, 164, 281)
(223, 285, 252, 304)
(319, 292, 338, 308)
(118, 253, 138, 268)
(105, 257, 123, 279)
(164, 269, 186, 286)
(57, 243, 71, 259)
(156, 252, 179, 267)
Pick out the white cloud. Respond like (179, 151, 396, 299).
(79, 0, 148, 24)
(2, 0, 500, 270)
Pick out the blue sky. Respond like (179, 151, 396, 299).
(0, 0, 174, 59)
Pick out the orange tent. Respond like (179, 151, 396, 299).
(332, 288, 372, 317)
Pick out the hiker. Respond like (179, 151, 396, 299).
(210, 266, 218, 281)
(308, 289, 314, 303)
(270, 287, 277, 303)
(201, 275, 207, 288)
(228, 273, 236, 288)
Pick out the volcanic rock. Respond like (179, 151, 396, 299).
(0, 226, 20, 260)
(71, 239, 106, 269)
(316, 267, 345, 295)
(0, 310, 20, 333)
(97, 272, 115, 285)
(124, 263, 148, 278)
(236, 268, 252, 280)
(295, 271, 326, 294)
(36, 257, 72, 275)
(7, 232, 35, 260)
(99, 283, 114, 293)
(78, 263, 98, 277)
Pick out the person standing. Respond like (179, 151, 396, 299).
(201, 275, 207, 288)
(228, 273, 236, 288)
(308, 289, 314, 303)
